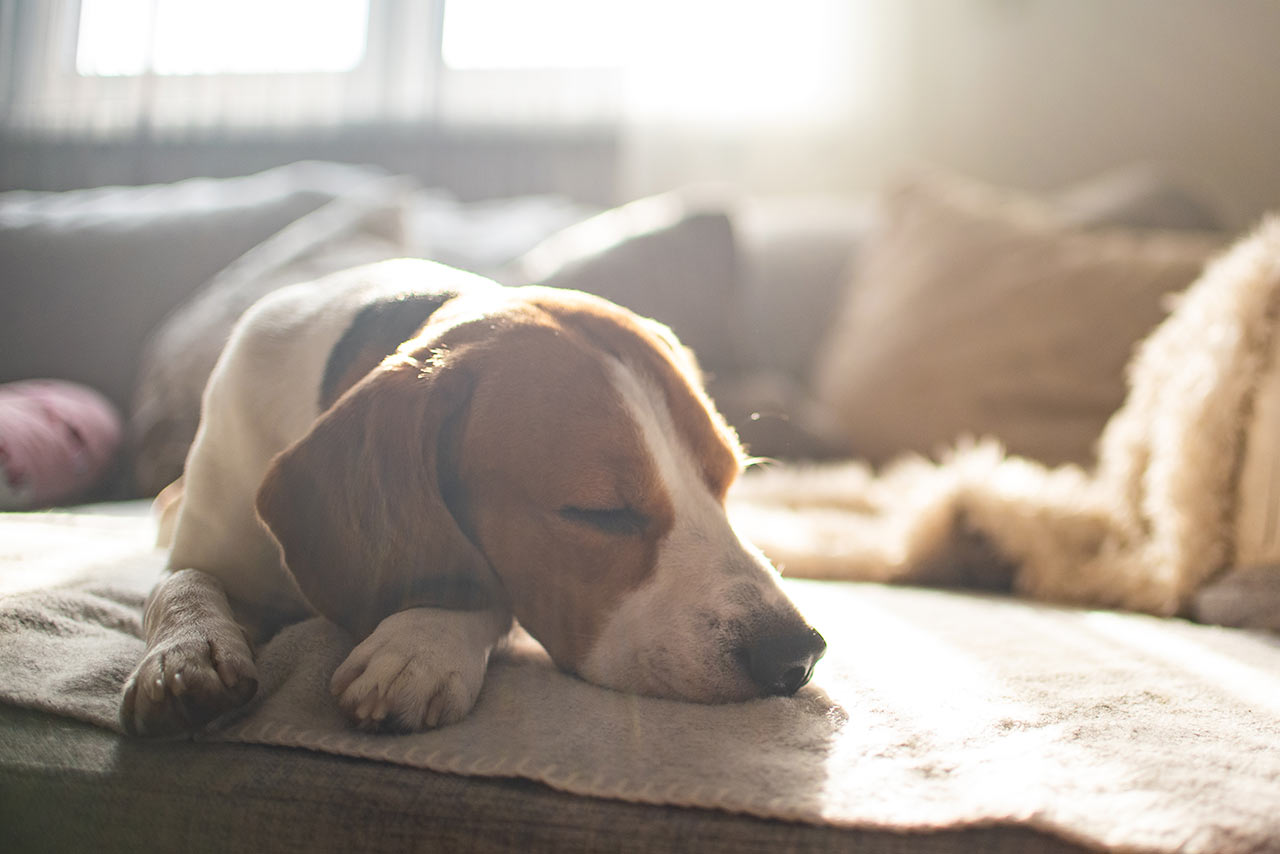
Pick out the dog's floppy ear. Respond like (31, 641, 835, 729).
(256, 348, 499, 639)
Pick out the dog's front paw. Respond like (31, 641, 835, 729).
(120, 623, 258, 737)
(330, 609, 493, 732)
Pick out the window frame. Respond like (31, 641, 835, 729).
(2, 0, 624, 137)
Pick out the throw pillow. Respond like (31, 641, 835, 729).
(814, 169, 1223, 467)
(511, 190, 738, 373)
(0, 380, 121, 510)
(131, 178, 413, 495)
(0, 161, 396, 420)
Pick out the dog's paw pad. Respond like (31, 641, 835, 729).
(333, 647, 481, 732)
(120, 628, 257, 737)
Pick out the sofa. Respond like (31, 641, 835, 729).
(2, 160, 1278, 854)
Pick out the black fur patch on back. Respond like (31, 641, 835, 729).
(320, 291, 456, 410)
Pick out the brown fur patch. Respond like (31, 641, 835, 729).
(260, 284, 741, 673)
(446, 315, 676, 668)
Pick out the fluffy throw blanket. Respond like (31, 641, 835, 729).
(736, 217, 1280, 628)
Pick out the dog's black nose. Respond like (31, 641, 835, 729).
(744, 626, 827, 696)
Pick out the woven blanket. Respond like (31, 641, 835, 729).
(2, 503, 1278, 854)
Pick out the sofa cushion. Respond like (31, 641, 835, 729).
(0, 161, 395, 425)
(731, 196, 877, 381)
(814, 169, 1223, 468)
(131, 178, 414, 495)
(512, 190, 737, 373)
(1054, 163, 1229, 232)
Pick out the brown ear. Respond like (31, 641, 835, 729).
(256, 351, 499, 638)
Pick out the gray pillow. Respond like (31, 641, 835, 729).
(511, 191, 738, 373)
(0, 161, 394, 420)
(131, 177, 414, 495)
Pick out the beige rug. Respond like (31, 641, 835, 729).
(3, 503, 1279, 854)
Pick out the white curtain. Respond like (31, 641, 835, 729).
(614, 0, 915, 199)
(0, 0, 442, 136)
(0, 0, 903, 196)
(0, 1, 900, 144)
(10, 0, 1276, 216)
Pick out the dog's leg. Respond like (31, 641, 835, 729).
(120, 568, 259, 737)
(331, 606, 512, 732)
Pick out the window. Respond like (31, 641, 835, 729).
(4, 0, 432, 134)
(72, 0, 628, 78)
(442, 0, 633, 70)
(2, 0, 857, 136)
(75, 0, 371, 77)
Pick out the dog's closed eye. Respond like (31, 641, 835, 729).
(559, 506, 648, 536)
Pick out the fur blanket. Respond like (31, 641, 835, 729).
(733, 217, 1280, 629)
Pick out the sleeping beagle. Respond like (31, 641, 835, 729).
(121, 259, 825, 736)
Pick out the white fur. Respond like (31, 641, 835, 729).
(170, 260, 489, 601)
(579, 361, 796, 702)
(1236, 313, 1280, 568)
(122, 260, 501, 734)
(331, 607, 511, 730)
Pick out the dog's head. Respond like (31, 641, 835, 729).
(257, 284, 824, 702)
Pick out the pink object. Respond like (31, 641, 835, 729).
(0, 380, 122, 510)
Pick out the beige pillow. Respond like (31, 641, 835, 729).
(814, 171, 1223, 468)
